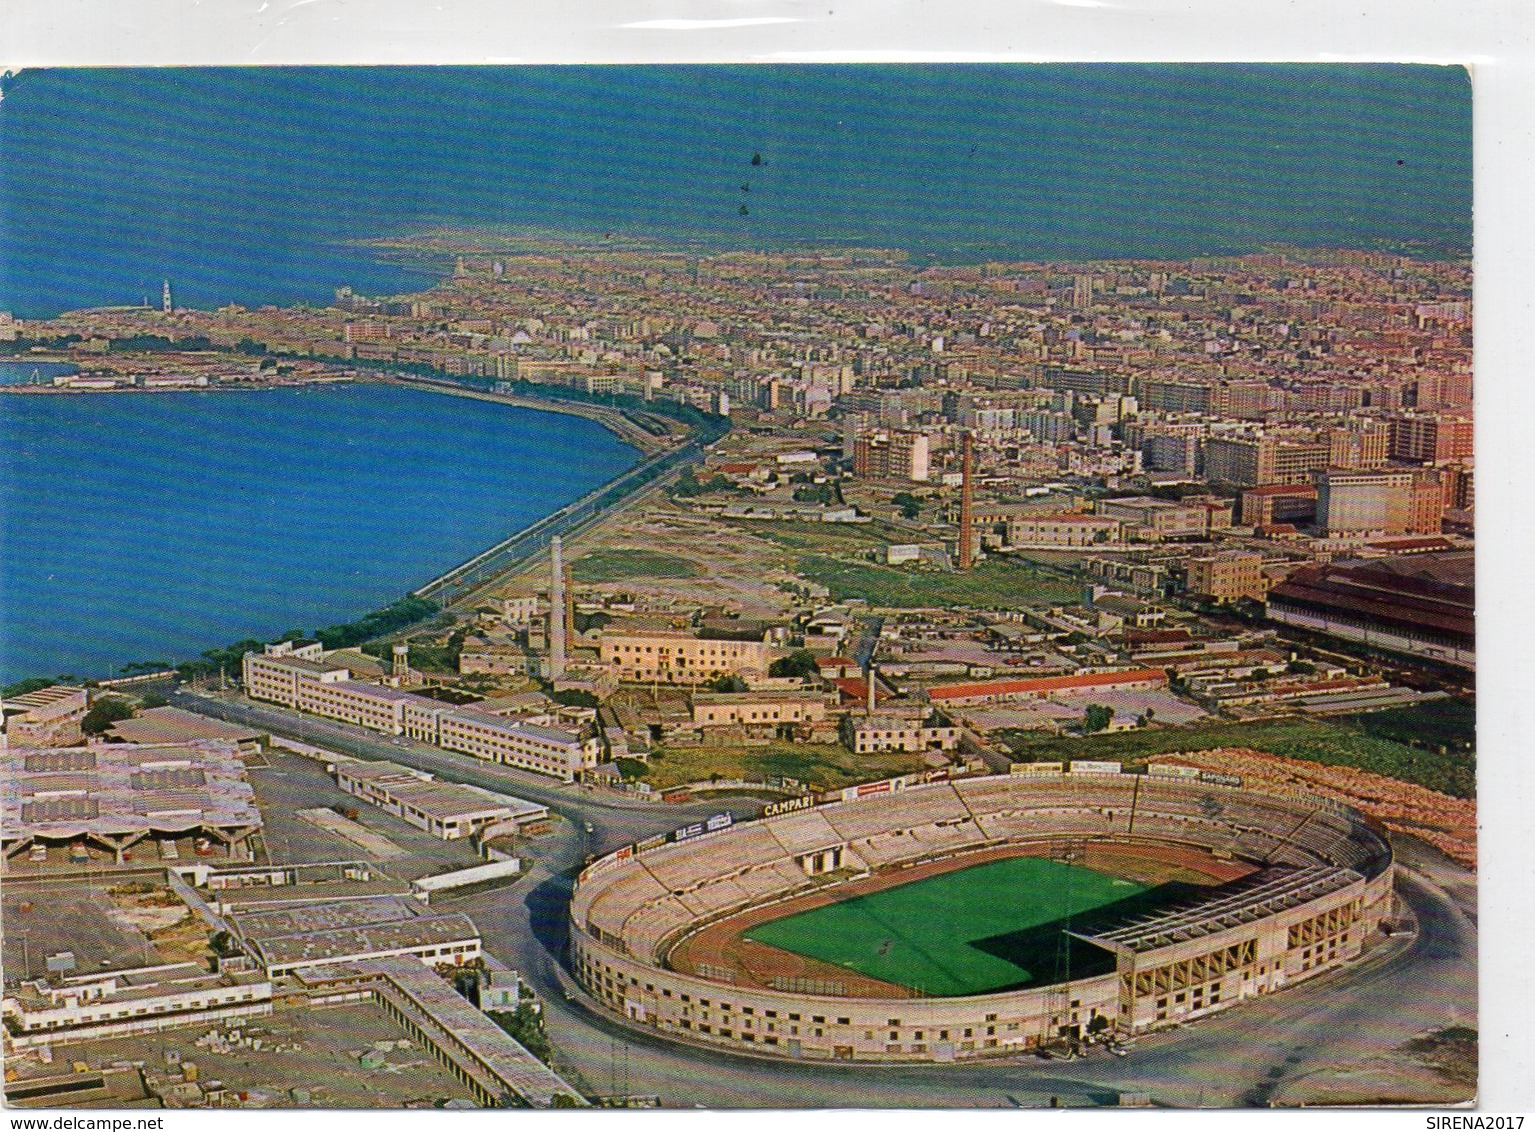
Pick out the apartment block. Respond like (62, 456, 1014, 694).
(1314, 469, 1417, 537)
(852, 427, 931, 482)
(1184, 550, 1268, 603)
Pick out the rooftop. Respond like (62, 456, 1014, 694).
(4, 685, 86, 712)
(242, 909, 478, 968)
(1079, 866, 1362, 954)
(305, 956, 584, 1107)
(1, 741, 260, 841)
(927, 668, 1166, 701)
(336, 759, 546, 821)
(107, 706, 261, 747)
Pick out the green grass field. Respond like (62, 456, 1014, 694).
(999, 714, 1475, 799)
(569, 548, 699, 582)
(745, 857, 1164, 996)
(639, 741, 928, 791)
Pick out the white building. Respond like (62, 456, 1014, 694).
(243, 644, 597, 781)
(334, 759, 548, 840)
(2, 963, 272, 1049)
(849, 715, 961, 755)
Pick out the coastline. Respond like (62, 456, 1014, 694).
(2, 378, 685, 684)
(369, 372, 678, 458)
(0, 365, 678, 458)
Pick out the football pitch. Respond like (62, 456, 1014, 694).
(744, 857, 1162, 997)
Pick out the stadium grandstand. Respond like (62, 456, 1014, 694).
(569, 768, 1393, 1063)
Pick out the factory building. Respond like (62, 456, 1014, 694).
(229, 896, 481, 978)
(333, 759, 548, 840)
(0, 741, 262, 869)
(2, 685, 88, 747)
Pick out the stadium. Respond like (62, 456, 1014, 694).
(569, 765, 1395, 1063)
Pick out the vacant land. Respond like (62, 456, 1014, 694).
(569, 547, 700, 582)
(795, 555, 1081, 610)
(999, 716, 1474, 799)
(639, 741, 928, 791)
(6, 1001, 478, 1108)
(740, 520, 903, 554)
(1345, 696, 1475, 752)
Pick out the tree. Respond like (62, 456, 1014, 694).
(703, 673, 748, 693)
(768, 650, 820, 679)
(2, 676, 56, 698)
(489, 1002, 554, 1064)
(614, 758, 648, 781)
(81, 697, 134, 736)
(139, 692, 170, 710)
(891, 492, 923, 520)
(552, 688, 600, 709)
(1082, 703, 1114, 733)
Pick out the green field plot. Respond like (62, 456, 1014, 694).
(569, 548, 699, 582)
(999, 715, 1475, 799)
(745, 857, 1175, 996)
(638, 741, 927, 792)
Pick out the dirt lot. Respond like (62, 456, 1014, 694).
(4, 1001, 479, 1109)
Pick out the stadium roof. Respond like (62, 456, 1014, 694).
(1077, 866, 1362, 954)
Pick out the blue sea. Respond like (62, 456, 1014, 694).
(0, 385, 638, 683)
(0, 65, 1471, 317)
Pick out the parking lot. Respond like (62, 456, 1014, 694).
(245, 748, 488, 881)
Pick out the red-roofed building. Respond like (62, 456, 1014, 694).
(831, 677, 891, 706)
(925, 668, 1167, 706)
(1240, 483, 1317, 528)
(1265, 553, 1474, 669)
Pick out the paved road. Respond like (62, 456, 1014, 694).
(174, 691, 1478, 1107)
(170, 689, 763, 851)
